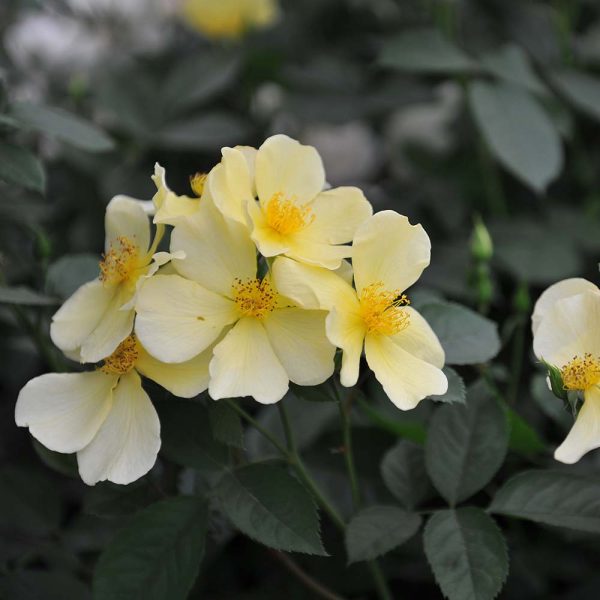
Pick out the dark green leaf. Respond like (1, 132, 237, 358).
(46, 254, 99, 299)
(424, 508, 508, 600)
(290, 381, 336, 402)
(506, 408, 546, 455)
(425, 383, 509, 505)
(93, 496, 208, 600)
(0, 141, 45, 192)
(380, 28, 477, 73)
(550, 68, 600, 122)
(208, 401, 244, 449)
(345, 505, 421, 563)
(0, 570, 90, 600)
(33, 440, 79, 478)
(420, 302, 501, 365)
(468, 81, 563, 192)
(84, 480, 163, 518)
(11, 102, 114, 152)
(490, 470, 600, 533)
(0, 285, 58, 306)
(215, 463, 326, 555)
(431, 367, 466, 404)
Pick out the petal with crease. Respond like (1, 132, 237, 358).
(105, 195, 151, 253)
(326, 307, 366, 387)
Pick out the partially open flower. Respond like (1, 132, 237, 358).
(532, 278, 600, 463)
(15, 335, 210, 485)
(273, 210, 448, 410)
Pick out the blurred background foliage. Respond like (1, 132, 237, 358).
(2, 0, 600, 598)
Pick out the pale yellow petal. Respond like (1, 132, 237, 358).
(152, 163, 199, 225)
(532, 278, 599, 335)
(247, 198, 290, 256)
(285, 236, 351, 270)
(555, 386, 600, 464)
(255, 134, 325, 207)
(136, 342, 214, 398)
(352, 211, 431, 294)
(171, 200, 256, 296)
(15, 371, 116, 454)
(326, 307, 366, 387)
(271, 256, 357, 311)
(135, 274, 237, 363)
(365, 333, 448, 410)
(77, 371, 160, 486)
(263, 308, 335, 386)
(209, 317, 288, 404)
(105, 195, 151, 253)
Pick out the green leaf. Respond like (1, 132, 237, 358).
(0, 285, 59, 306)
(468, 81, 563, 192)
(0, 141, 45, 192)
(424, 508, 508, 600)
(156, 113, 250, 151)
(431, 367, 466, 404)
(481, 44, 548, 95)
(157, 399, 229, 472)
(506, 408, 546, 455)
(32, 440, 79, 478)
(419, 302, 501, 365)
(490, 470, 600, 533)
(84, 480, 163, 518)
(208, 401, 244, 449)
(0, 570, 91, 600)
(380, 28, 478, 73)
(290, 381, 336, 402)
(345, 505, 421, 564)
(11, 102, 114, 152)
(93, 496, 208, 600)
(425, 383, 509, 505)
(380, 441, 433, 510)
(46, 254, 99, 299)
(214, 463, 326, 555)
(550, 68, 600, 122)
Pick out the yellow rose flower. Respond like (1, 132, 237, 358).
(272, 210, 448, 410)
(152, 163, 203, 226)
(532, 278, 600, 463)
(209, 134, 373, 270)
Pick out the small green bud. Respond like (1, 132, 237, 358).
(513, 282, 531, 314)
(541, 359, 567, 402)
(470, 216, 493, 262)
(35, 231, 52, 260)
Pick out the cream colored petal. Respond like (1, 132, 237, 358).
(271, 256, 357, 311)
(352, 211, 431, 294)
(263, 308, 335, 386)
(335, 259, 354, 285)
(247, 199, 290, 256)
(255, 134, 325, 207)
(533, 290, 600, 366)
(303, 187, 372, 244)
(135, 342, 214, 398)
(171, 200, 256, 296)
(15, 371, 116, 454)
(105, 195, 151, 253)
(555, 386, 600, 464)
(532, 278, 599, 335)
(389, 307, 445, 368)
(135, 274, 237, 363)
(77, 371, 160, 486)
(365, 333, 448, 410)
(209, 317, 288, 404)
(210, 147, 256, 225)
(50, 279, 116, 354)
(285, 236, 351, 270)
(151, 163, 199, 225)
(326, 307, 366, 387)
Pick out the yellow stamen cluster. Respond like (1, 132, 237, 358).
(99, 236, 139, 285)
(265, 192, 314, 235)
(232, 277, 277, 319)
(561, 353, 600, 391)
(359, 282, 410, 336)
(190, 172, 208, 197)
(101, 335, 139, 375)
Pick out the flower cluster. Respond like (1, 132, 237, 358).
(15, 134, 447, 486)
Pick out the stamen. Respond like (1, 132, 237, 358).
(265, 192, 314, 235)
(101, 335, 139, 375)
(359, 282, 410, 336)
(190, 172, 207, 197)
(99, 236, 139, 285)
(232, 277, 277, 319)
(561, 353, 600, 391)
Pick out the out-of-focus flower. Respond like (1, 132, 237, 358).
(134, 200, 336, 404)
(532, 278, 600, 463)
(301, 122, 380, 186)
(15, 334, 209, 485)
(180, 0, 278, 39)
(273, 211, 448, 410)
(50, 196, 178, 363)
(209, 134, 373, 270)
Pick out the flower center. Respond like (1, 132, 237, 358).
(232, 278, 277, 319)
(101, 335, 139, 375)
(190, 172, 207, 197)
(359, 282, 410, 336)
(265, 192, 314, 235)
(99, 236, 140, 285)
(561, 353, 600, 391)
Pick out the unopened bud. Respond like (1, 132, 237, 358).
(190, 172, 207, 197)
(540, 359, 568, 402)
(513, 283, 531, 314)
(470, 216, 493, 262)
